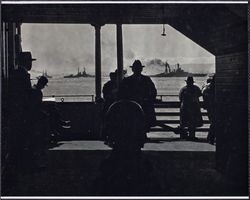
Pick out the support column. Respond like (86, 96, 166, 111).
(7, 22, 15, 70)
(15, 23, 22, 61)
(116, 24, 123, 85)
(92, 24, 102, 101)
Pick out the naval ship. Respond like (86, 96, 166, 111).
(64, 67, 94, 78)
(151, 62, 207, 77)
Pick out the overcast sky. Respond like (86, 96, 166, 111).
(22, 24, 215, 77)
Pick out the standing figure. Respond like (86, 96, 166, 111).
(102, 72, 118, 115)
(32, 76, 70, 144)
(9, 52, 36, 112)
(202, 75, 216, 144)
(8, 52, 36, 169)
(118, 60, 157, 131)
(29, 76, 50, 166)
(32, 76, 48, 111)
(179, 76, 203, 140)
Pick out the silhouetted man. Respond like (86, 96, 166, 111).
(179, 76, 203, 140)
(28, 76, 50, 167)
(8, 52, 36, 169)
(9, 52, 36, 114)
(118, 60, 157, 131)
(102, 71, 118, 115)
(32, 76, 70, 143)
(32, 76, 48, 110)
(202, 75, 216, 144)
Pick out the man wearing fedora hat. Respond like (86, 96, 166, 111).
(8, 51, 37, 169)
(9, 51, 36, 122)
(179, 76, 203, 140)
(118, 60, 157, 132)
(10, 52, 36, 97)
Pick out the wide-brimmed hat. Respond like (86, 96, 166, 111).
(130, 60, 145, 68)
(18, 52, 36, 63)
(185, 76, 194, 83)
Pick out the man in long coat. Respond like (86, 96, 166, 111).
(118, 60, 157, 131)
(179, 76, 203, 140)
(202, 75, 216, 144)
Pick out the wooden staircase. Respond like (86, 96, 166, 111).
(151, 96, 210, 133)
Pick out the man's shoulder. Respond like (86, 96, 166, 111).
(103, 80, 111, 86)
(180, 85, 187, 90)
(193, 84, 201, 91)
(141, 74, 153, 82)
(122, 76, 133, 83)
(11, 67, 28, 77)
(141, 74, 150, 79)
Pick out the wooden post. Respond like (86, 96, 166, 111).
(116, 24, 123, 85)
(92, 24, 102, 101)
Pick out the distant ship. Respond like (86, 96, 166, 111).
(37, 70, 53, 79)
(151, 62, 207, 77)
(64, 67, 94, 78)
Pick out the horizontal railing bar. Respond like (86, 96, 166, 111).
(150, 128, 210, 132)
(44, 94, 94, 97)
(44, 94, 179, 97)
(154, 102, 205, 108)
(158, 94, 179, 96)
(156, 112, 208, 116)
(156, 120, 210, 124)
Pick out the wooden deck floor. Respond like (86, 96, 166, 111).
(50, 139, 215, 152)
(2, 139, 247, 197)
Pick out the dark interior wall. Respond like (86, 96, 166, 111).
(168, 5, 248, 186)
(168, 4, 248, 191)
(212, 7, 248, 192)
(168, 4, 248, 56)
(216, 52, 248, 190)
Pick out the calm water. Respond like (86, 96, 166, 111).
(39, 76, 208, 102)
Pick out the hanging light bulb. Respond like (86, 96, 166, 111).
(161, 24, 166, 36)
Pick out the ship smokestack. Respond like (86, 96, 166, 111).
(165, 61, 171, 74)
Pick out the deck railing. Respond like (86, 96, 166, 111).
(43, 94, 210, 133)
(43, 94, 181, 103)
(43, 94, 95, 102)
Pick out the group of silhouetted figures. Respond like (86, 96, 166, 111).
(101, 59, 216, 149)
(6, 52, 215, 179)
(5, 53, 216, 194)
(8, 52, 70, 171)
(93, 60, 216, 195)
